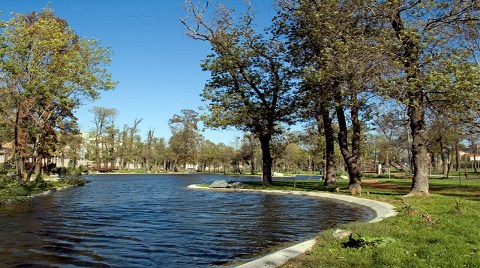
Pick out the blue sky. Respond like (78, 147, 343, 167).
(0, 0, 276, 145)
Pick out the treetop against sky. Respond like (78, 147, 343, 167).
(0, 0, 275, 144)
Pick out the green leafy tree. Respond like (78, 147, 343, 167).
(0, 9, 115, 180)
(56, 132, 83, 168)
(88, 106, 118, 163)
(144, 129, 156, 170)
(373, 105, 412, 173)
(239, 134, 258, 175)
(217, 143, 236, 174)
(281, 142, 308, 173)
(181, 0, 297, 185)
(428, 112, 463, 177)
(125, 118, 143, 169)
(278, 0, 385, 191)
(384, 0, 480, 195)
(152, 137, 168, 170)
(197, 140, 217, 172)
(168, 109, 202, 170)
(298, 127, 326, 175)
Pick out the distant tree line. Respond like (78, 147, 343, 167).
(84, 105, 477, 181)
(85, 107, 323, 174)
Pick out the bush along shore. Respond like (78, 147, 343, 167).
(237, 177, 480, 268)
(0, 166, 89, 205)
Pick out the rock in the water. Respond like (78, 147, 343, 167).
(229, 182, 244, 189)
(332, 229, 352, 240)
(209, 180, 229, 188)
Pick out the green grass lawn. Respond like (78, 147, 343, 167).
(242, 176, 480, 268)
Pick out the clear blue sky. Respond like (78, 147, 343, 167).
(0, 0, 276, 145)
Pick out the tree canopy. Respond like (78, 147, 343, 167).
(0, 8, 116, 180)
(181, 0, 298, 185)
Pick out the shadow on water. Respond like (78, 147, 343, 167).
(0, 174, 374, 267)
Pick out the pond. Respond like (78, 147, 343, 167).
(0, 174, 374, 267)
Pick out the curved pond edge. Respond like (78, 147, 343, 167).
(187, 184, 397, 268)
(2, 185, 76, 205)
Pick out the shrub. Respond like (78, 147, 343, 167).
(0, 158, 16, 176)
(54, 166, 88, 186)
(78, 165, 89, 174)
(60, 175, 88, 186)
(29, 175, 48, 190)
(5, 180, 30, 197)
(0, 173, 21, 187)
(343, 233, 396, 249)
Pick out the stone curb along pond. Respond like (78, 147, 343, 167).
(187, 184, 398, 268)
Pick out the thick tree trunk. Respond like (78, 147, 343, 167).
(316, 107, 336, 186)
(335, 92, 362, 194)
(408, 101, 430, 195)
(259, 134, 273, 186)
(391, 6, 429, 196)
(28, 134, 45, 182)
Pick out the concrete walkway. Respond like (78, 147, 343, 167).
(187, 185, 397, 268)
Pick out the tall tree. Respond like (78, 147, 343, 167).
(374, 105, 412, 173)
(0, 9, 115, 180)
(123, 118, 143, 169)
(239, 134, 258, 175)
(384, 0, 480, 195)
(428, 112, 463, 177)
(181, 0, 297, 186)
(152, 137, 168, 170)
(144, 129, 155, 170)
(197, 139, 219, 172)
(298, 126, 327, 176)
(168, 109, 202, 170)
(88, 106, 118, 163)
(281, 142, 308, 173)
(278, 0, 385, 192)
(56, 132, 83, 168)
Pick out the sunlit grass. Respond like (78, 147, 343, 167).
(265, 176, 480, 268)
(199, 174, 480, 267)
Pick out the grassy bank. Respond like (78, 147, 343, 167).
(0, 168, 88, 204)
(240, 177, 480, 268)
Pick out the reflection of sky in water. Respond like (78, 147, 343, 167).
(0, 174, 373, 267)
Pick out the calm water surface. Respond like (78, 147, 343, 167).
(0, 174, 374, 267)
